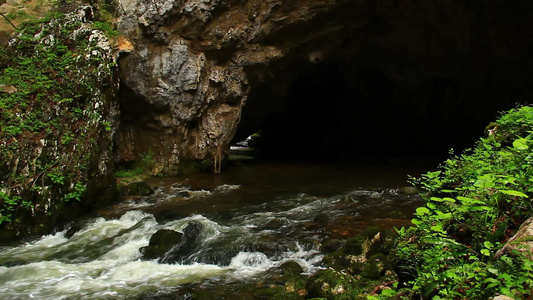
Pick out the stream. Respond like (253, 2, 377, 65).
(0, 161, 432, 299)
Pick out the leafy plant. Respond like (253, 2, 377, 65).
(0, 6, 117, 228)
(382, 106, 533, 299)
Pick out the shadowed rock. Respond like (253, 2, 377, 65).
(140, 229, 183, 260)
(159, 221, 203, 264)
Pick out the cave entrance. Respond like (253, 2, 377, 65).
(232, 56, 504, 163)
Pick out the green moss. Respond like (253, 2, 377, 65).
(0, 6, 117, 237)
(306, 269, 357, 299)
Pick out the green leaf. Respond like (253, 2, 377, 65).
(500, 255, 513, 266)
(411, 218, 422, 226)
(457, 196, 485, 205)
(487, 268, 499, 275)
(416, 207, 431, 216)
(500, 189, 528, 198)
(484, 241, 494, 249)
(381, 289, 396, 297)
(430, 223, 445, 232)
(442, 197, 456, 203)
(513, 138, 529, 150)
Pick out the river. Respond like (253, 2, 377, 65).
(0, 160, 433, 299)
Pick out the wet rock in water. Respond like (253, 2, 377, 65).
(279, 261, 304, 275)
(155, 210, 189, 223)
(122, 181, 155, 196)
(302, 221, 321, 231)
(313, 214, 330, 224)
(302, 214, 329, 231)
(1, 259, 29, 267)
(175, 191, 191, 197)
(399, 187, 419, 195)
(242, 234, 297, 258)
(321, 238, 343, 253)
(134, 197, 156, 205)
(159, 221, 203, 264)
(196, 249, 238, 266)
(385, 210, 406, 219)
(183, 221, 203, 240)
(65, 225, 83, 239)
(141, 229, 183, 260)
(262, 218, 288, 230)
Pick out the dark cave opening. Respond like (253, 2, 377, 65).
(234, 58, 517, 163)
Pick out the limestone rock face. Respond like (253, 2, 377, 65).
(0, 7, 119, 239)
(116, 0, 533, 171)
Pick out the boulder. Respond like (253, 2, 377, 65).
(321, 238, 343, 254)
(159, 221, 203, 264)
(122, 181, 155, 196)
(262, 218, 288, 230)
(0, 6, 118, 240)
(141, 229, 183, 260)
(305, 269, 356, 299)
(279, 261, 304, 276)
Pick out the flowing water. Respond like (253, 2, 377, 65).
(0, 161, 433, 299)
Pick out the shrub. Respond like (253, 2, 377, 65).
(387, 106, 533, 299)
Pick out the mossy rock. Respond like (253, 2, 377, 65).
(360, 260, 381, 280)
(305, 269, 358, 299)
(360, 226, 383, 239)
(123, 181, 155, 196)
(343, 236, 366, 256)
(365, 229, 396, 258)
(399, 186, 419, 195)
(253, 286, 304, 300)
(0, 6, 118, 240)
(321, 238, 343, 253)
(280, 261, 304, 275)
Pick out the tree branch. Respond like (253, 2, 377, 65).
(0, 11, 18, 30)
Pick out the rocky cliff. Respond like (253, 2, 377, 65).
(116, 0, 533, 170)
(0, 6, 118, 239)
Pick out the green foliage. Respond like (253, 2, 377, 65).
(0, 7, 116, 228)
(0, 191, 22, 224)
(93, 20, 118, 38)
(115, 151, 157, 179)
(386, 106, 533, 299)
(115, 168, 143, 178)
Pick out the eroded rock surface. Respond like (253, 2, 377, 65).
(495, 217, 533, 260)
(0, 7, 118, 239)
(115, 0, 533, 172)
